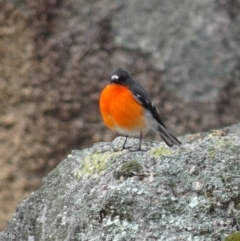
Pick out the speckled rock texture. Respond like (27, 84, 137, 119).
(1, 125, 240, 241)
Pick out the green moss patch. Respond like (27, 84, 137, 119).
(151, 146, 174, 156)
(225, 232, 240, 241)
(73, 152, 114, 178)
(113, 160, 143, 179)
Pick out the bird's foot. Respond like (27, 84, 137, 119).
(128, 147, 147, 152)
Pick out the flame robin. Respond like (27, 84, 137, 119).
(99, 68, 181, 151)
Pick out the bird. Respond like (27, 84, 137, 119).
(99, 68, 181, 151)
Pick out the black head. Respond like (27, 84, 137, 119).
(110, 68, 131, 85)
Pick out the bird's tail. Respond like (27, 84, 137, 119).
(157, 124, 181, 147)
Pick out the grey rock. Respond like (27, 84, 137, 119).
(2, 130, 240, 240)
(111, 0, 240, 101)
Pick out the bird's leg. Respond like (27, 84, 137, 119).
(119, 134, 147, 152)
(129, 133, 146, 152)
(138, 132, 143, 150)
(120, 136, 129, 150)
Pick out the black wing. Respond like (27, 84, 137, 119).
(129, 82, 167, 128)
(127, 79, 181, 146)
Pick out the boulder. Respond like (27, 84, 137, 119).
(2, 125, 240, 240)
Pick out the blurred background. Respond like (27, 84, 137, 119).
(1, 0, 240, 230)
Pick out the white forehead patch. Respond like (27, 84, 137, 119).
(111, 74, 119, 80)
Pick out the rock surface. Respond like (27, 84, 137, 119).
(2, 125, 240, 241)
(112, 0, 240, 101)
